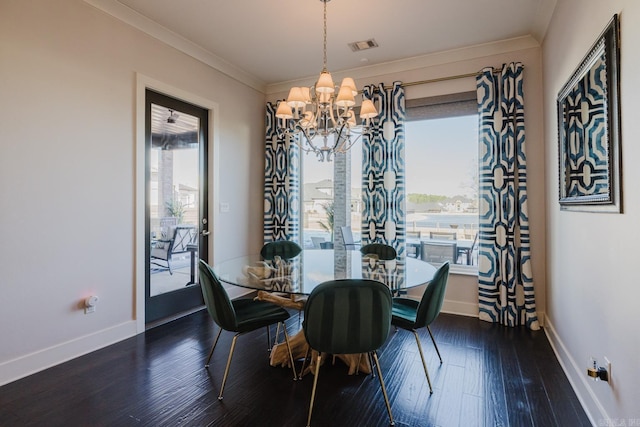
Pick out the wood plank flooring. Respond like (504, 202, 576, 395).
(0, 310, 591, 426)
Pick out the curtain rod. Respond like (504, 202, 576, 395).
(379, 66, 518, 91)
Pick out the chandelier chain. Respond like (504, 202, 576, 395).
(322, 0, 327, 71)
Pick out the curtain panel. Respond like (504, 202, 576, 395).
(263, 102, 300, 243)
(361, 82, 407, 257)
(476, 63, 539, 330)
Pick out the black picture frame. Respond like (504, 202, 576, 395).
(557, 14, 622, 212)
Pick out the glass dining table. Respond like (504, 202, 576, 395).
(213, 248, 438, 376)
(213, 248, 438, 296)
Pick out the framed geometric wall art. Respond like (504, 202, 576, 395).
(557, 14, 622, 212)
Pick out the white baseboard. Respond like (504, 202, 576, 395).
(544, 315, 606, 426)
(0, 321, 137, 387)
(442, 300, 478, 318)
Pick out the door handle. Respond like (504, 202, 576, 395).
(201, 230, 211, 236)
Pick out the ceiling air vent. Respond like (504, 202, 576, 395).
(348, 39, 379, 52)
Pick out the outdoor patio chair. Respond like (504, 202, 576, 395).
(429, 231, 457, 240)
(340, 226, 360, 250)
(151, 224, 198, 274)
(421, 241, 458, 265)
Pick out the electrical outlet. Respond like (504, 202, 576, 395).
(84, 295, 98, 314)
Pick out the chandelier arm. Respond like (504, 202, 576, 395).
(337, 133, 364, 153)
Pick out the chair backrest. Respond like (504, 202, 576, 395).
(260, 240, 302, 260)
(415, 262, 450, 328)
(198, 260, 238, 331)
(303, 279, 392, 354)
(421, 241, 457, 264)
(340, 226, 356, 246)
(172, 225, 198, 253)
(430, 231, 457, 240)
(360, 243, 397, 260)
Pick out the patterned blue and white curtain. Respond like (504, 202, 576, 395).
(476, 63, 539, 330)
(361, 82, 406, 257)
(263, 102, 300, 243)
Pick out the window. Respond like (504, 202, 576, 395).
(300, 137, 362, 249)
(405, 92, 479, 270)
(301, 153, 334, 248)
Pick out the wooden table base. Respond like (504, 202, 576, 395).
(256, 291, 372, 376)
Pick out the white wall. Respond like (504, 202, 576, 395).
(543, 0, 640, 423)
(0, 0, 264, 385)
(267, 39, 547, 321)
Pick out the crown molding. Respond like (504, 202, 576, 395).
(266, 35, 540, 96)
(83, 0, 266, 93)
(83, 0, 542, 97)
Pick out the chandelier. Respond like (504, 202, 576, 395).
(275, 0, 378, 162)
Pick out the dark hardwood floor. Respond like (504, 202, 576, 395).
(0, 310, 590, 426)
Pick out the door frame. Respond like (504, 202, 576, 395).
(135, 74, 220, 332)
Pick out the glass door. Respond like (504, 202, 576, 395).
(145, 89, 209, 324)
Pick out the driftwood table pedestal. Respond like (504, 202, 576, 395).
(255, 291, 371, 376)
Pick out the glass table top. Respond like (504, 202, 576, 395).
(213, 249, 437, 296)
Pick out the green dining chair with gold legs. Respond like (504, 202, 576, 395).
(302, 279, 395, 427)
(260, 240, 302, 260)
(391, 261, 450, 394)
(198, 260, 297, 401)
(261, 240, 306, 330)
(360, 243, 397, 260)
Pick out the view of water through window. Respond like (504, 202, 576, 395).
(301, 113, 478, 266)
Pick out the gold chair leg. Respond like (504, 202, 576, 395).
(273, 322, 281, 347)
(426, 325, 442, 363)
(413, 330, 433, 394)
(205, 328, 223, 368)
(372, 351, 395, 426)
(306, 354, 322, 427)
(218, 334, 239, 401)
(368, 352, 376, 377)
(281, 322, 297, 381)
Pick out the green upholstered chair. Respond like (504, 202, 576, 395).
(302, 279, 395, 427)
(260, 240, 302, 260)
(260, 240, 304, 325)
(391, 261, 450, 394)
(198, 260, 296, 400)
(360, 243, 397, 260)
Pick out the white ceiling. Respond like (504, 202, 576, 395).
(87, 0, 556, 92)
